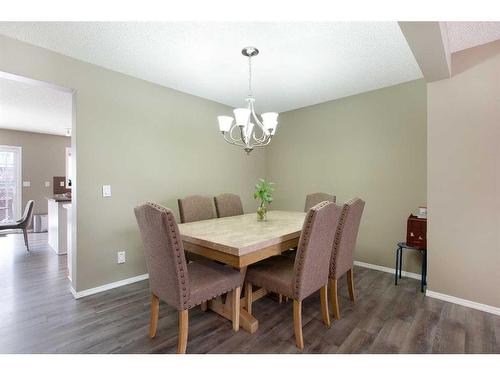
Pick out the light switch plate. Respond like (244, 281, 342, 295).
(102, 185, 112, 197)
(45, 181, 50, 187)
(117, 251, 126, 264)
(23, 181, 30, 187)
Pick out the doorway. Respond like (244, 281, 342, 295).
(0, 70, 77, 291)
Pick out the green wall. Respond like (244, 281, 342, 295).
(0, 34, 427, 291)
(267, 79, 427, 273)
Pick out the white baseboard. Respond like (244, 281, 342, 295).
(353, 260, 500, 316)
(71, 273, 149, 299)
(67, 262, 500, 317)
(425, 290, 500, 316)
(354, 260, 421, 280)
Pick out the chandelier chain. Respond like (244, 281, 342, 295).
(248, 56, 252, 97)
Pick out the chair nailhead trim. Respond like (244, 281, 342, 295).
(293, 201, 330, 299)
(187, 284, 241, 309)
(331, 200, 354, 276)
(147, 202, 190, 310)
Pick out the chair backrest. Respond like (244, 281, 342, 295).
(214, 193, 244, 218)
(292, 201, 342, 301)
(330, 198, 365, 280)
(18, 200, 35, 228)
(134, 202, 190, 311)
(177, 195, 216, 223)
(304, 192, 336, 212)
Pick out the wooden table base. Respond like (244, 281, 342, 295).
(205, 268, 269, 334)
(207, 297, 259, 333)
(179, 213, 304, 334)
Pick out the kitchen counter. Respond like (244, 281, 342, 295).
(47, 197, 71, 255)
(47, 195, 71, 203)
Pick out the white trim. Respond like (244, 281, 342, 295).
(0, 71, 74, 94)
(71, 273, 149, 299)
(353, 260, 500, 316)
(69, 90, 77, 294)
(354, 260, 421, 280)
(426, 290, 500, 316)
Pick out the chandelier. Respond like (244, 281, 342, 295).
(217, 47, 279, 154)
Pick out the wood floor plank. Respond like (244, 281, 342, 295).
(336, 327, 375, 354)
(400, 308, 441, 353)
(369, 318, 412, 354)
(0, 232, 499, 354)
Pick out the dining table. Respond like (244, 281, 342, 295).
(178, 210, 306, 333)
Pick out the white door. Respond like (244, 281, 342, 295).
(0, 145, 22, 223)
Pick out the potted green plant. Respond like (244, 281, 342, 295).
(253, 178, 274, 221)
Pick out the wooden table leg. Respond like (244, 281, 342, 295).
(237, 267, 258, 333)
(206, 266, 259, 334)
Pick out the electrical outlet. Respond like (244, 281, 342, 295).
(45, 181, 50, 187)
(60, 181, 65, 187)
(23, 181, 30, 187)
(117, 251, 126, 264)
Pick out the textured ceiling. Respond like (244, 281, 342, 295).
(0, 76, 72, 136)
(446, 22, 500, 53)
(0, 22, 422, 113)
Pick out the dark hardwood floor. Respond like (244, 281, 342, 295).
(1, 231, 499, 354)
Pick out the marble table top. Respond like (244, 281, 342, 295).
(178, 210, 306, 256)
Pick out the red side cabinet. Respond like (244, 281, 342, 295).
(406, 215, 427, 249)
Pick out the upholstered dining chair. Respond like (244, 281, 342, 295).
(177, 195, 217, 265)
(245, 201, 342, 350)
(304, 192, 336, 212)
(214, 193, 244, 218)
(134, 202, 242, 354)
(329, 198, 365, 320)
(177, 195, 216, 223)
(0, 200, 34, 251)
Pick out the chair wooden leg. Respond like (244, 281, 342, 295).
(149, 294, 159, 338)
(245, 282, 253, 315)
(329, 278, 340, 320)
(293, 300, 304, 350)
(231, 287, 241, 332)
(177, 309, 189, 354)
(22, 228, 29, 251)
(278, 294, 283, 303)
(200, 301, 208, 311)
(347, 268, 355, 302)
(320, 285, 330, 327)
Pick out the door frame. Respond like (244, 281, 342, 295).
(0, 70, 77, 292)
(0, 144, 22, 221)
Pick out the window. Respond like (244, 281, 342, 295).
(0, 145, 22, 223)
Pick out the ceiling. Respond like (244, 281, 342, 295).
(0, 22, 423, 113)
(446, 22, 500, 53)
(0, 76, 72, 136)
